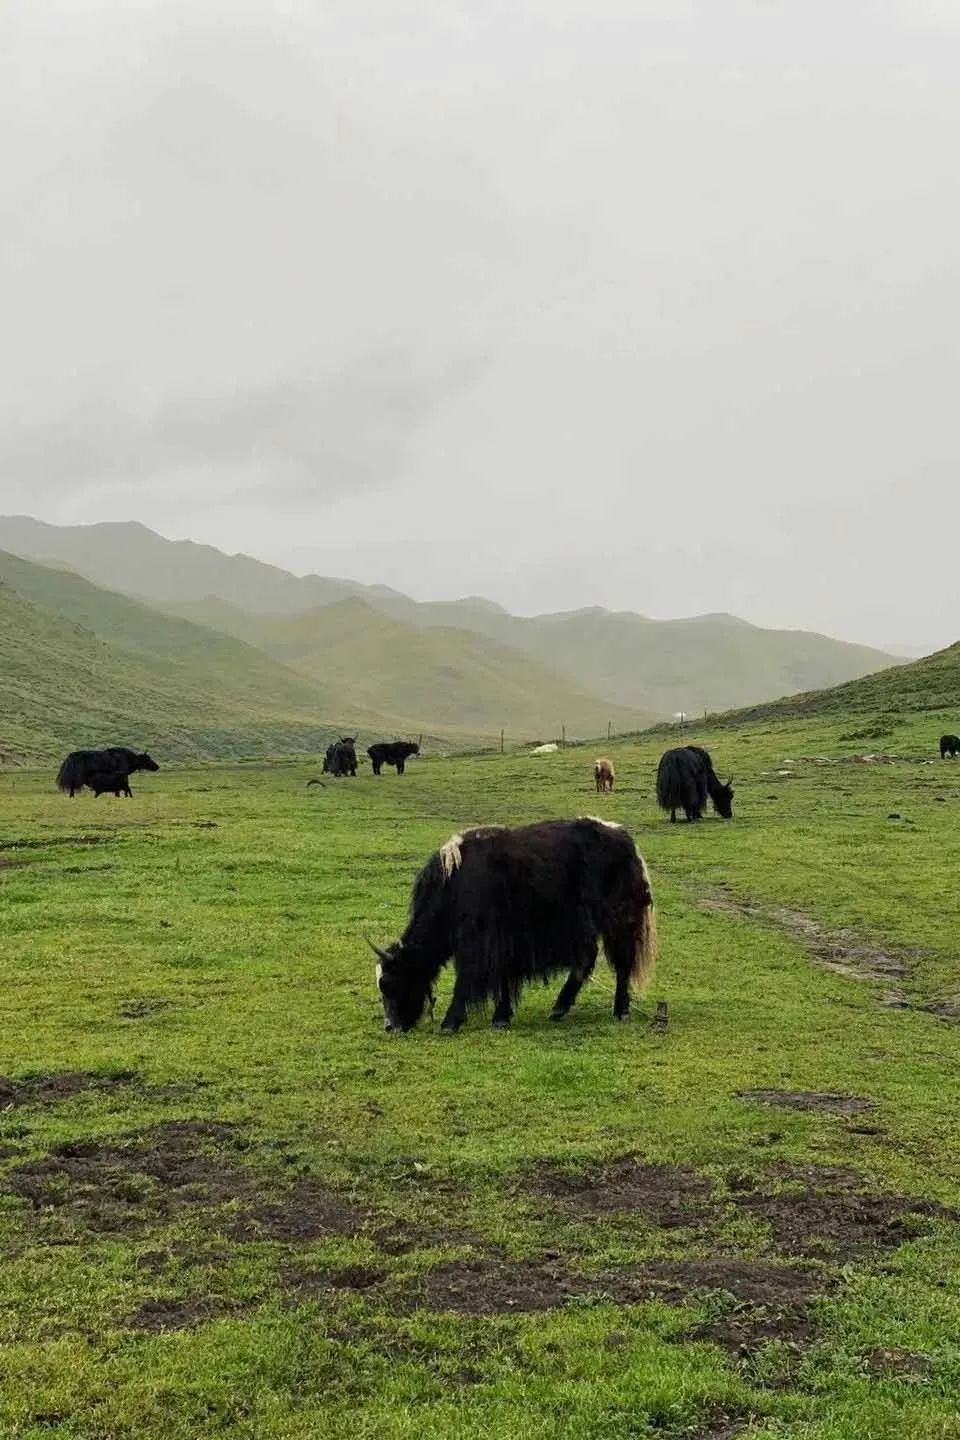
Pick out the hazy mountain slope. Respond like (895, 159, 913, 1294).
(167, 596, 652, 740)
(0, 514, 401, 614)
(710, 640, 960, 727)
(0, 553, 392, 764)
(364, 599, 900, 714)
(0, 516, 901, 716)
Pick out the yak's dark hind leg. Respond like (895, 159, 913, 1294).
(602, 928, 638, 1021)
(550, 947, 598, 1021)
(397, 759, 405, 774)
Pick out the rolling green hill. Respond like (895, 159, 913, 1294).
(0, 553, 396, 765)
(166, 595, 652, 741)
(0, 552, 645, 763)
(709, 639, 960, 727)
(0, 515, 902, 721)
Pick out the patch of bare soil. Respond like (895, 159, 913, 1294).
(738, 1090, 873, 1116)
(632, 1258, 821, 1357)
(413, 1256, 597, 1314)
(733, 1185, 953, 1258)
(6, 1115, 378, 1249)
(118, 998, 173, 1020)
(627, 1257, 820, 1310)
(0, 834, 114, 851)
(283, 1265, 386, 1299)
(126, 1295, 252, 1332)
(687, 1415, 752, 1440)
(0, 1070, 139, 1108)
(531, 1158, 713, 1228)
(227, 1179, 368, 1242)
(698, 895, 911, 988)
(5, 1121, 250, 1234)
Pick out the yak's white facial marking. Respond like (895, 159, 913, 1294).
(439, 833, 464, 877)
(375, 962, 383, 988)
(582, 815, 623, 830)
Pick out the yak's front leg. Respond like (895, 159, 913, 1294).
(491, 981, 513, 1030)
(549, 948, 597, 1021)
(440, 971, 472, 1033)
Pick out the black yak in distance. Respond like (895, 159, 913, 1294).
(369, 817, 656, 1034)
(56, 747, 159, 798)
(368, 740, 420, 775)
(940, 734, 960, 759)
(322, 738, 358, 777)
(656, 745, 733, 822)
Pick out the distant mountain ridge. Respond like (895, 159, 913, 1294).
(0, 548, 647, 762)
(0, 515, 904, 722)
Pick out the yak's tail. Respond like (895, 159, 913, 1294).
(631, 851, 657, 990)
(56, 752, 82, 793)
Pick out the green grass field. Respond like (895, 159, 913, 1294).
(1, 710, 960, 1439)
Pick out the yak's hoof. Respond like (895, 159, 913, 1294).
(440, 1022, 462, 1035)
(614, 1011, 630, 1022)
(549, 1009, 567, 1022)
(492, 1018, 511, 1030)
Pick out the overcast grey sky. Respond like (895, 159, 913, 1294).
(1, 1, 957, 651)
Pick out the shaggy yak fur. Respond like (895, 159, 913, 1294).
(370, 817, 656, 1033)
(940, 734, 960, 759)
(56, 747, 159, 799)
(368, 740, 420, 776)
(322, 738, 358, 777)
(656, 745, 733, 822)
(594, 757, 615, 792)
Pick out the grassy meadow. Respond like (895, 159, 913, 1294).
(1, 712, 960, 1438)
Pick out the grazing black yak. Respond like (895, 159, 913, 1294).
(56, 747, 159, 799)
(656, 745, 733, 822)
(368, 740, 420, 776)
(368, 817, 656, 1033)
(322, 738, 358, 777)
(940, 734, 960, 759)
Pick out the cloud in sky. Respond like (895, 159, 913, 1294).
(1, 0, 958, 649)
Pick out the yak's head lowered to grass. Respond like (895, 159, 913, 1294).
(711, 776, 734, 819)
(367, 938, 435, 1033)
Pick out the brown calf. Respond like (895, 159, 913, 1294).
(594, 757, 615, 793)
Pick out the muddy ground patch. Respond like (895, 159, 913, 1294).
(226, 1179, 368, 1242)
(698, 894, 912, 990)
(733, 1183, 953, 1258)
(738, 1089, 874, 1116)
(126, 1295, 254, 1332)
(5, 1121, 375, 1245)
(0, 1070, 140, 1109)
(530, 1157, 714, 1228)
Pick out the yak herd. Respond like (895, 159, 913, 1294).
(51, 730, 953, 1038)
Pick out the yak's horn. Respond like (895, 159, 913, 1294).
(364, 935, 392, 963)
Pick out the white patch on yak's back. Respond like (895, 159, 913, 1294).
(439, 833, 464, 876)
(581, 815, 623, 830)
